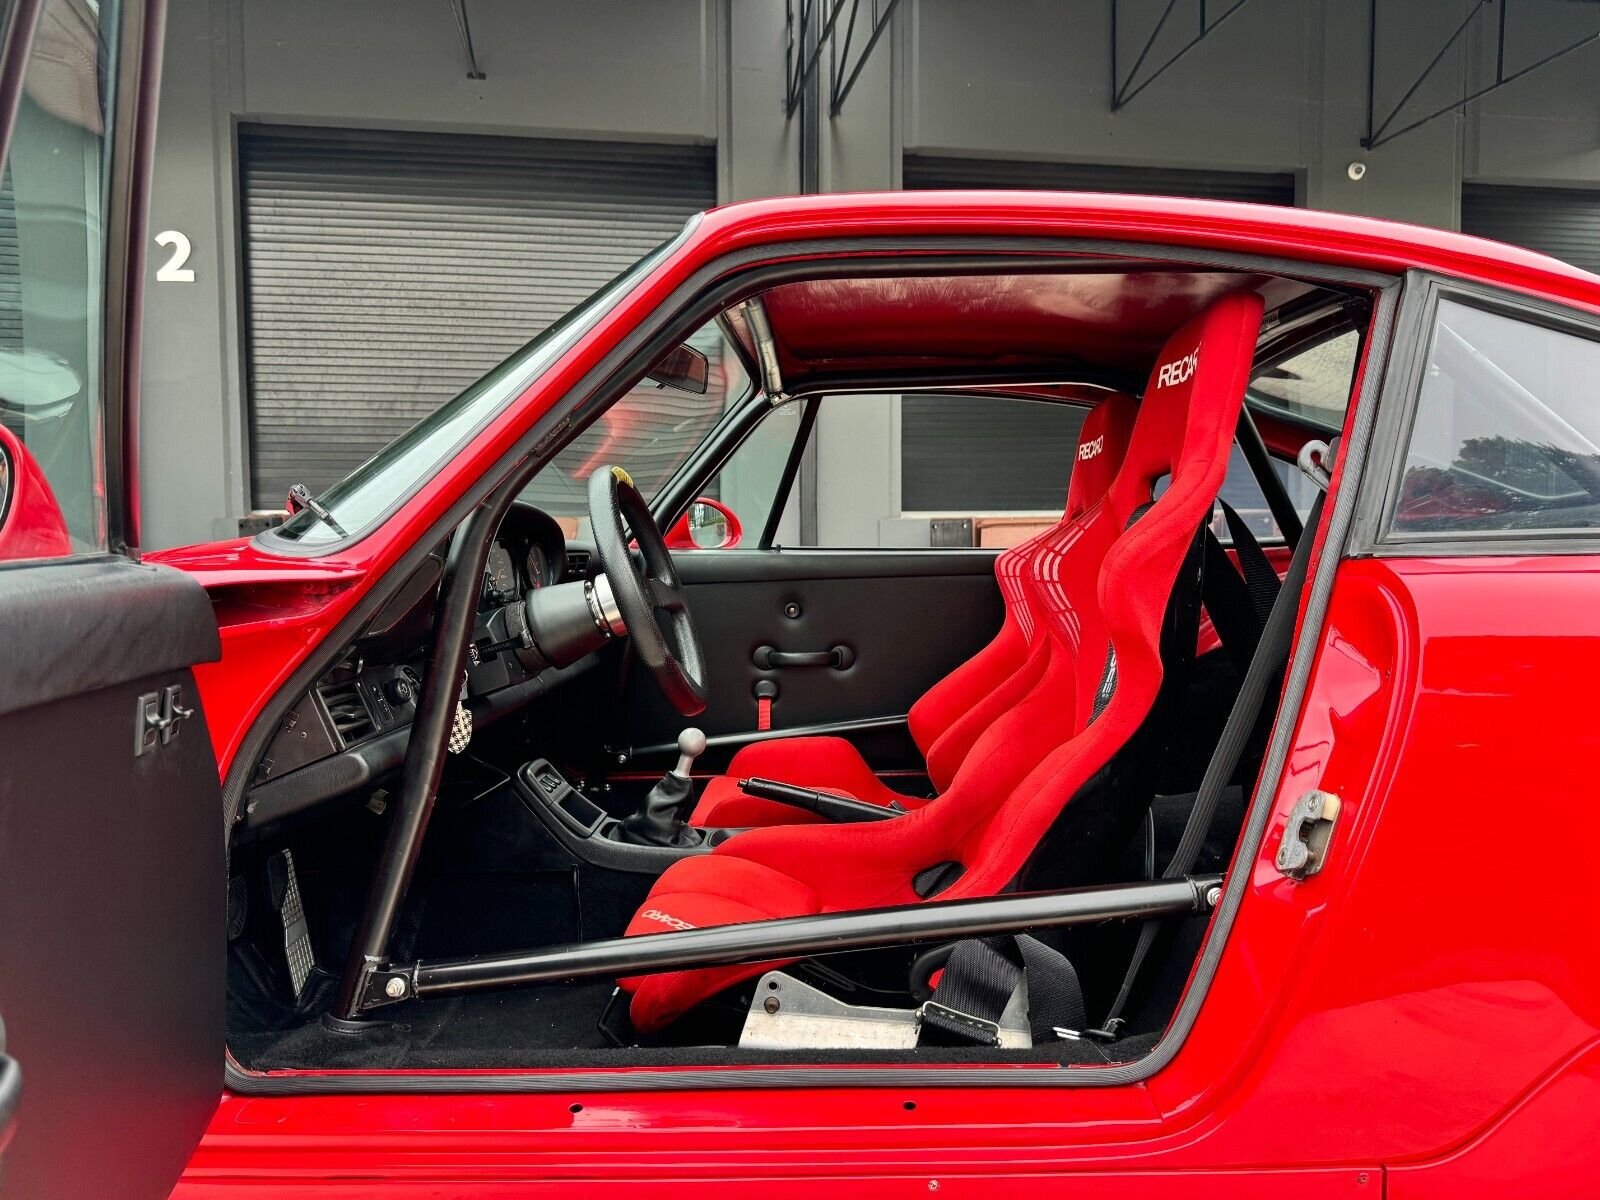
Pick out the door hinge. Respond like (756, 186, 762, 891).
(1277, 789, 1341, 880)
(134, 684, 194, 757)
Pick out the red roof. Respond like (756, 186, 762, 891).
(692, 190, 1600, 313)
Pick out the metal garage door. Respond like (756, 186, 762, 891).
(901, 394, 1086, 513)
(240, 126, 716, 510)
(902, 155, 1297, 204)
(1462, 183, 1600, 275)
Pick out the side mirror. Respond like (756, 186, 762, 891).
(0, 424, 71, 561)
(664, 497, 743, 551)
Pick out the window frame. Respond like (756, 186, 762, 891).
(661, 381, 1344, 557)
(0, 0, 150, 564)
(1359, 271, 1600, 558)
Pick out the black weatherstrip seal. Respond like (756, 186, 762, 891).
(226, 237, 1397, 1095)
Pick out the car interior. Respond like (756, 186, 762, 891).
(224, 257, 1368, 1075)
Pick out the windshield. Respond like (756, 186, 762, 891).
(518, 320, 752, 538)
(267, 218, 697, 548)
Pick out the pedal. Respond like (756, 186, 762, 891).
(226, 875, 248, 942)
(266, 849, 315, 1002)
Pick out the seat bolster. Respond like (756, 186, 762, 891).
(621, 855, 821, 1032)
(908, 614, 1030, 764)
(922, 631, 1050, 793)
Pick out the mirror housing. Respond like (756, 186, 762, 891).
(0, 424, 71, 561)
(665, 497, 743, 551)
(645, 342, 709, 395)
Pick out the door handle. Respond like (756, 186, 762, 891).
(753, 644, 855, 670)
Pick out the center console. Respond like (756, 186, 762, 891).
(515, 758, 737, 874)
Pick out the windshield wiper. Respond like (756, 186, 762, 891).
(287, 483, 349, 537)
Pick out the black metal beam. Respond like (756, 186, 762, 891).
(1111, 0, 1256, 112)
(447, 0, 486, 80)
(1364, 0, 1600, 149)
(785, 0, 902, 120)
(830, 0, 903, 116)
(357, 874, 1222, 1010)
(785, 0, 848, 119)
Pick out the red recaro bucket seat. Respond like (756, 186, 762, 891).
(689, 392, 1138, 829)
(621, 290, 1265, 1035)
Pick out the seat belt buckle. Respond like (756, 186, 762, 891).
(916, 1000, 1001, 1047)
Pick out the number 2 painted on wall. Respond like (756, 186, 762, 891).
(154, 230, 196, 282)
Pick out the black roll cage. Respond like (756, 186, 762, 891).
(330, 256, 1357, 1024)
(220, 231, 1400, 1094)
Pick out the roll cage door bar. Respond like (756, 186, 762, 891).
(357, 876, 1222, 1013)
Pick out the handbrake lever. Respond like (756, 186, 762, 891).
(738, 777, 901, 823)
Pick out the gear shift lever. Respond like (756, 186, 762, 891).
(618, 728, 706, 847)
(673, 726, 707, 777)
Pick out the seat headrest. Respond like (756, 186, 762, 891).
(1105, 291, 1266, 521)
(1064, 392, 1136, 520)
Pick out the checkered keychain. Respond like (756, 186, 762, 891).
(447, 673, 472, 754)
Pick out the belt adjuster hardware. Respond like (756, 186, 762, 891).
(916, 1000, 1001, 1046)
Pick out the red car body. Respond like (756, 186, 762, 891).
(128, 197, 1599, 1197)
(3, 2, 1599, 1189)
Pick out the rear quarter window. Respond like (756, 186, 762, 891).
(1390, 298, 1600, 539)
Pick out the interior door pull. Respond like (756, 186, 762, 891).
(753, 645, 855, 670)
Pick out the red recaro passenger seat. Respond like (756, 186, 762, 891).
(621, 291, 1265, 1034)
(689, 392, 1137, 829)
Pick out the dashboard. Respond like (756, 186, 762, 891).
(241, 503, 596, 832)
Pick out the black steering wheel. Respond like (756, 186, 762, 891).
(588, 465, 708, 716)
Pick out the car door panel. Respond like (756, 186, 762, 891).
(0, 558, 224, 1200)
(615, 550, 1004, 772)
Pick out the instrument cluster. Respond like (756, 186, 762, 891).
(482, 503, 570, 607)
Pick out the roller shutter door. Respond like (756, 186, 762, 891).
(0, 170, 20, 351)
(1462, 183, 1600, 275)
(901, 394, 1086, 513)
(240, 125, 715, 509)
(903, 155, 1296, 204)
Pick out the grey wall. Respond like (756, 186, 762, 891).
(140, 0, 1600, 549)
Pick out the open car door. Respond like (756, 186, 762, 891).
(0, 0, 224, 1196)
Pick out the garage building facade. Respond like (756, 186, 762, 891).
(138, 0, 1600, 549)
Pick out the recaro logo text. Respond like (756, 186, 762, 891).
(642, 908, 695, 931)
(1156, 348, 1199, 389)
(1077, 434, 1105, 461)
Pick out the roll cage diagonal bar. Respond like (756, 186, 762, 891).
(352, 874, 1223, 1013)
(331, 470, 529, 1023)
(1236, 408, 1303, 547)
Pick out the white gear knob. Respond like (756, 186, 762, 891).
(674, 726, 707, 776)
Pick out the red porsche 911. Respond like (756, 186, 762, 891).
(2, 1, 1597, 1197)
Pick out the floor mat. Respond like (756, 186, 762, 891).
(230, 972, 618, 1070)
